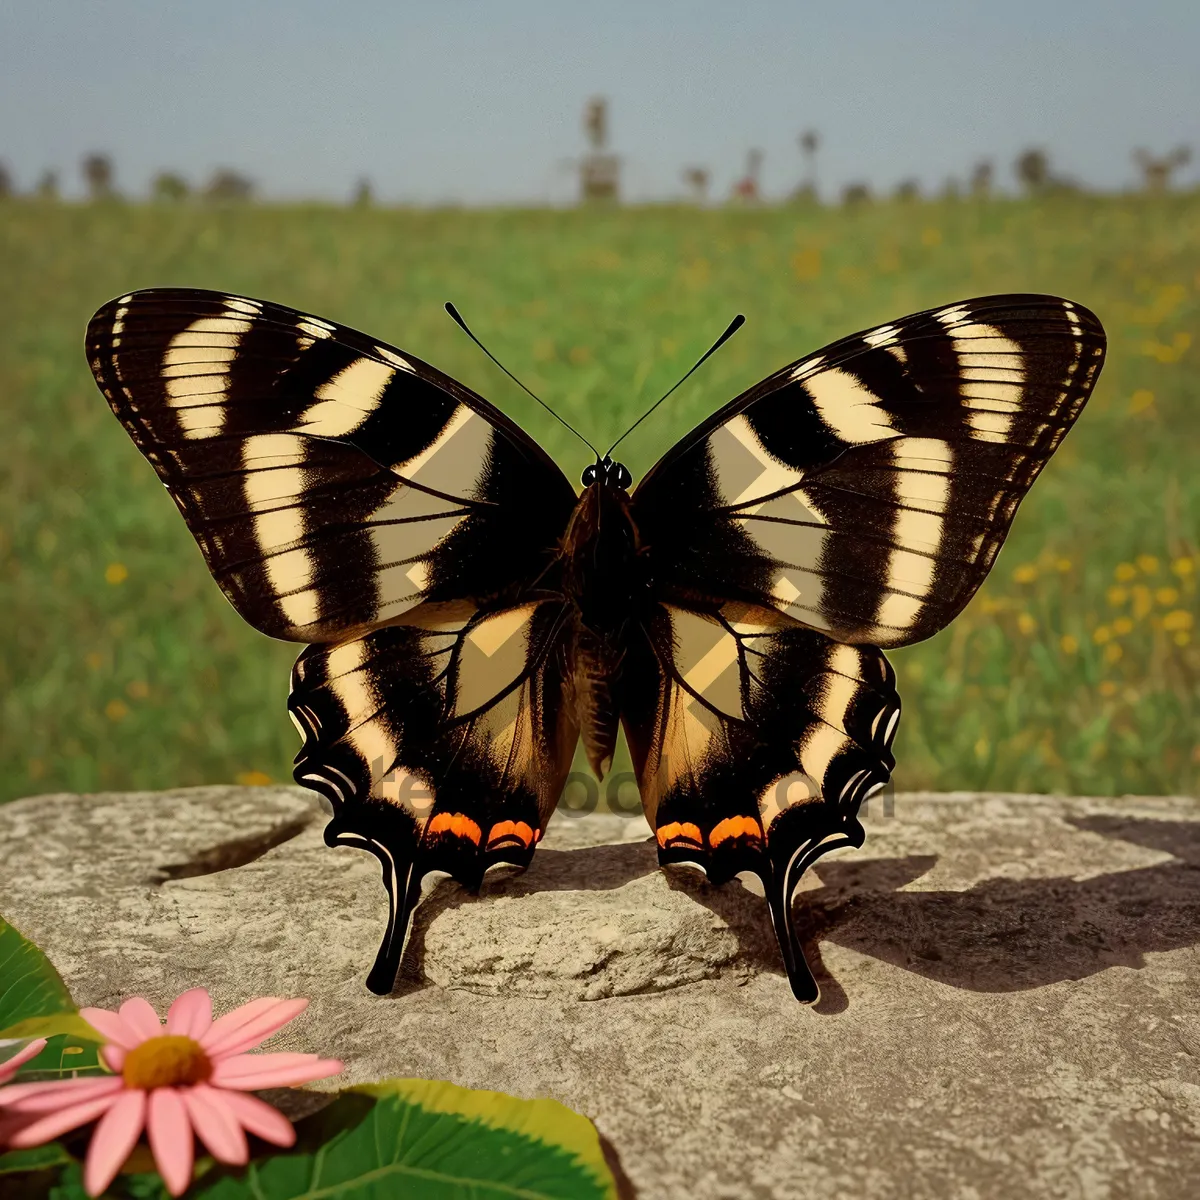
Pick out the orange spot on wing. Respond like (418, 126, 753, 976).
(709, 815, 763, 848)
(657, 821, 704, 849)
(486, 819, 535, 850)
(428, 812, 482, 844)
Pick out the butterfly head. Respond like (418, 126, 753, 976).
(581, 455, 633, 491)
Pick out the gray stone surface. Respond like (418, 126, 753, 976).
(2, 785, 1199, 1199)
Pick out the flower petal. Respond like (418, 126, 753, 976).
(0, 1038, 47, 1082)
(147, 1087, 194, 1198)
(119, 997, 163, 1042)
(166, 988, 213, 1040)
(79, 1007, 142, 1050)
(183, 1084, 248, 1165)
(202, 998, 308, 1058)
(83, 1088, 146, 1199)
(215, 1090, 296, 1147)
(209, 1053, 343, 1091)
(101, 1044, 126, 1073)
(0, 1076, 125, 1113)
(6, 1091, 122, 1148)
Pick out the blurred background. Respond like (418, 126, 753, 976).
(1, 1, 1196, 804)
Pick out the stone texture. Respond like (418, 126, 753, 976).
(2, 786, 1199, 1199)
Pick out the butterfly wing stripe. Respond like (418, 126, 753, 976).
(88, 289, 576, 642)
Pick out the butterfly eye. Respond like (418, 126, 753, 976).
(581, 464, 598, 487)
(613, 463, 633, 489)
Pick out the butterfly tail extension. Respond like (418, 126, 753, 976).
(760, 808, 867, 1003)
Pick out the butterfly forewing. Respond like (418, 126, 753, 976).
(633, 295, 1105, 647)
(87, 289, 576, 642)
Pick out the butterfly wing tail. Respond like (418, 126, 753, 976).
(762, 813, 867, 1003)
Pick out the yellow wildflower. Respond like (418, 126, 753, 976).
(1017, 612, 1037, 635)
(105, 562, 128, 585)
(1136, 554, 1159, 574)
(1012, 563, 1038, 584)
(1055, 558, 1072, 573)
(1163, 609, 1194, 632)
(1128, 389, 1155, 414)
(1112, 617, 1134, 636)
(85, 651, 103, 670)
(1093, 625, 1112, 644)
(1106, 586, 1128, 606)
(791, 248, 821, 280)
(236, 770, 273, 786)
(1175, 631, 1192, 647)
(1171, 556, 1195, 578)
(126, 680, 151, 700)
(921, 228, 943, 247)
(1156, 587, 1180, 606)
(1098, 681, 1118, 698)
(1104, 643, 1123, 664)
(104, 699, 129, 721)
(1059, 634, 1079, 654)
(1114, 563, 1137, 583)
(1132, 585, 1153, 620)
(974, 736, 989, 761)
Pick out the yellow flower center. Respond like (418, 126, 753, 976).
(121, 1035, 212, 1089)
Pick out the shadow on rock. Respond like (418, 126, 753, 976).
(386, 816, 1200, 1004)
(664, 817, 1200, 1002)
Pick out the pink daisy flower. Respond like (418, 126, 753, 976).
(0, 989, 342, 1197)
(0, 1038, 47, 1085)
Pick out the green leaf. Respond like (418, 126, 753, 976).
(0, 1142, 73, 1176)
(0, 915, 77, 1035)
(194, 1078, 619, 1199)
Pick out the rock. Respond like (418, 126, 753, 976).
(2, 787, 1200, 1198)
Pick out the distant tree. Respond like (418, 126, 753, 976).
(579, 97, 619, 204)
(0, 162, 11, 199)
(1133, 146, 1191, 194)
(152, 172, 190, 202)
(1014, 148, 1050, 194)
(353, 177, 374, 207)
(797, 128, 820, 197)
(82, 153, 115, 200)
(842, 182, 871, 207)
(584, 97, 608, 152)
(893, 178, 920, 202)
(35, 170, 59, 201)
(204, 169, 254, 203)
(970, 160, 994, 198)
(731, 149, 763, 204)
(940, 177, 962, 200)
(681, 167, 709, 205)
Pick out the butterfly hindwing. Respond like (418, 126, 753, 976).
(289, 600, 579, 993)
(87, 289, 577, 642)
(619, 601, 900, 1000)
(633, 295, 1105, 647)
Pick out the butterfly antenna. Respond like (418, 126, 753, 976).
(605, 314, 745, 458)
(444, 302, 598, 457)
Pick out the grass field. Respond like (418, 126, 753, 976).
(1, 195, 1197, 805)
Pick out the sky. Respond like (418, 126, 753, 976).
(2, 1, 1198, 205)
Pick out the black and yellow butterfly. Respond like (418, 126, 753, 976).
(86, 289, 1104, 1001)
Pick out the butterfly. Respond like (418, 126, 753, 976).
(86, 288, 1105, 1001)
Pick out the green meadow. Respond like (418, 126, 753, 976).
(1, 194, 1197, 805)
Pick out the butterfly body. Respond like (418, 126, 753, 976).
(87, 288, 1105, 1003)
